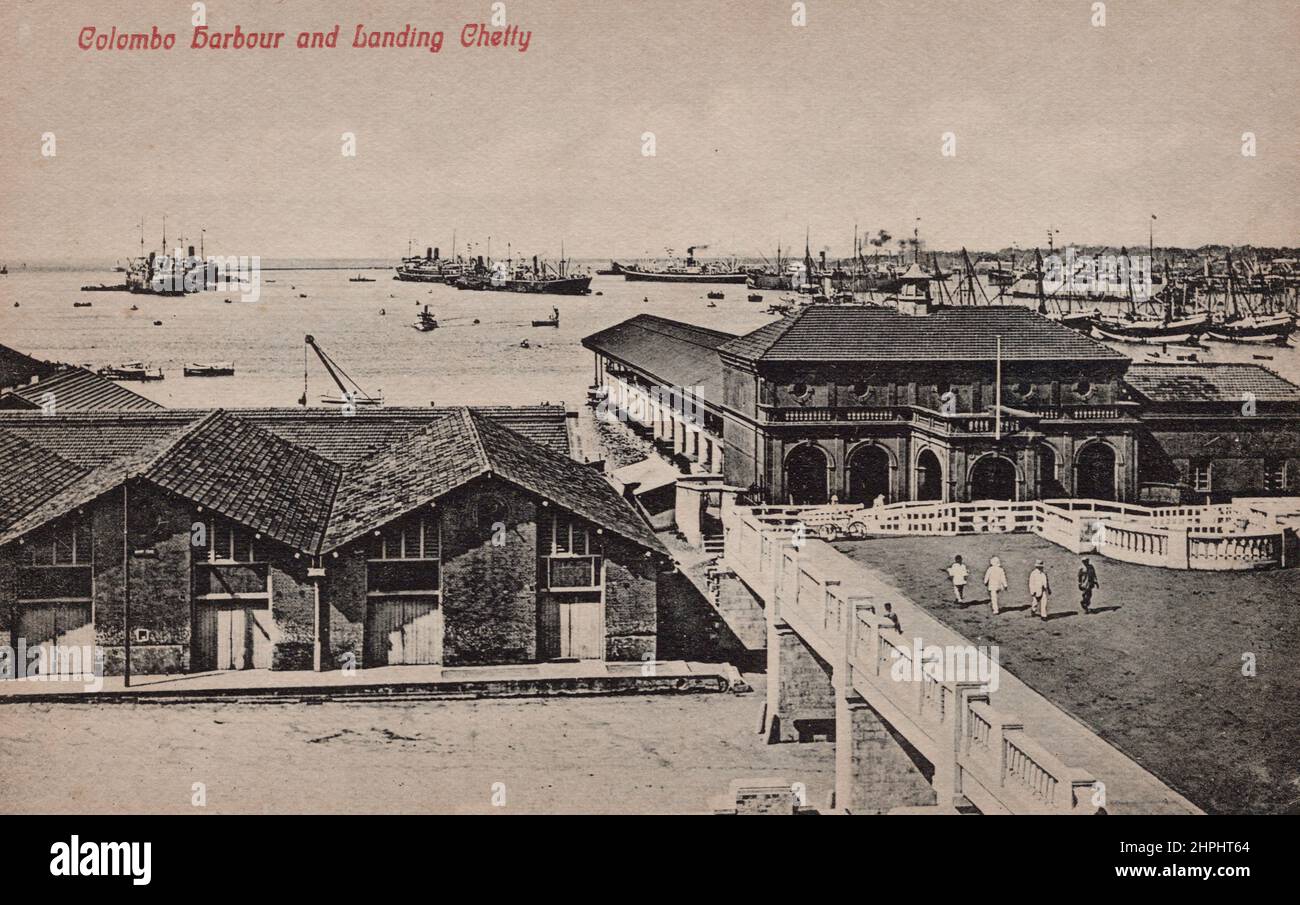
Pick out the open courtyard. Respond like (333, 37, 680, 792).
(832, 533, 1300, 815)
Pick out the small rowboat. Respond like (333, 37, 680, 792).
(183, 362, 235, 377)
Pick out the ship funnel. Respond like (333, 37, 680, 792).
(426, 246, 433, 260)
(533, 255, 539, 274)
(433, 247, 440, 261)
(188, 245, 195, 257)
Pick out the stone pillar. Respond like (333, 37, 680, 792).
(765, 621, 836, 742)
(835, 693, 937, 814)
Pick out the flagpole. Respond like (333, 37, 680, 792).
(995, 336, 1002, 441)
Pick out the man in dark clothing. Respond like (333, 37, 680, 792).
(1078, 558, 1100, 614)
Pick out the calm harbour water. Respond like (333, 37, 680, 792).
(1, 268, 1296, 412)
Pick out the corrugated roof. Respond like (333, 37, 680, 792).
(719, 305, 1129, 363)
(581, 314, 738, 405)
(1124, 363, 1300, 404)
(0, 367, 163, 412)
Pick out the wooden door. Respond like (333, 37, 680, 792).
(196, 602, 273, 670)
(540, 598, 604, 661)
(365, 596, 442, 666)
(18, 602, 93, 675)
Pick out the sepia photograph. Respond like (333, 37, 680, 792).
(0, 0, 1295, 877)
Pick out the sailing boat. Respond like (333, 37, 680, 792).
(1030, 248, 1094, 330)
(1091, 248, 1208, 344)
(1205, 252, 1295, 343)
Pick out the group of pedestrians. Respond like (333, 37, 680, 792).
(943, 554, 1100, 620)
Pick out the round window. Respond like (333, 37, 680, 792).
(1016, 381, 1034, 397)
(1074, 379, 1092, 397)
(852, 381, 870, 398)
(791, 382, 809, 398)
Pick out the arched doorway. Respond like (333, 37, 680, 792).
(969, 455, 1017, 500)
(785, 444, 830, 505)
(1076, 442, 1117, 500)
(847, 444, 891, 504)
(1039, 444, 1065, 498)
(915, 449, 944, 501)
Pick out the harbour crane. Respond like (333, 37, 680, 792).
(300, 334, 384, 408)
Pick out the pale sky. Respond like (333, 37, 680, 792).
(1, 0, 1296, 262)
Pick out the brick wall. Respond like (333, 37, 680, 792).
(326, 546, 367, 670)
(440, 479, 539, 665)
(602, 533, 657, 662)
(96, 484, 191, 675)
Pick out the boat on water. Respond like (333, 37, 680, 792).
(81, 283, 128, 292)
(414, 305, 439, 332)
(1093, 312, 1208, 344)
(395, 246, 467, 283)
(349, 274, 376, 283)
(99, 362, 164, 381)
(747, 293, 763, 303)
(706, 291, 725, 300)
(531, 307, 560, 328)
(183, 362, 235, 377)
(1204, 253, 1296, 343)
(454, 255, 592, 295)
(73, 301, 93, 308)
(620, 246, 747, 283)
(595, 263, 623, 276)
(1206, 312, 1296, 343)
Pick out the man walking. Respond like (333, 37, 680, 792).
(1078, 557, 1100, 614)
(944, 554, 969, 604)
(983, 555, 1008, 615)
(1028, 560, 1051, 620)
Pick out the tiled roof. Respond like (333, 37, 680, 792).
(0, 406, 660, 556)
(144, 412, 343, 553)
(0, 367, 163, 412)
(321, 408, 664, 553)
(472, 410, 664, 552)
(0, 412, 201, 467)
(582, 314, 737, 406)
(1124, 363, 1300, 404)
(243, 405, 570, 461)
(322, 410, 491, 550)
(0, 344, 57, 391)
(719, 305, 1129, 363)
(0, 430, 90, 533)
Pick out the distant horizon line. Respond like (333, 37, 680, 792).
(6, 241, 1300, 270)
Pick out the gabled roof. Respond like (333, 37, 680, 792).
(581, 314, 738, 407)
(0, 367, 163, 412)
(321, 408, 664, 553)
(0, 344, 57, 391)
(1125, 363, 1300, 405)
(143, 412, 342, 552)
(0, 430, 90, 534)
(719, 305, 1129, 363)
(0, 406, 662, 556)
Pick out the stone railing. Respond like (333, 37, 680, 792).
(726, 509, 1101, 815)
(743, 497, 1291, 571)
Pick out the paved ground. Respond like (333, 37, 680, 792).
(832, 534, 1300, 815)
(0, 677, 834, 814)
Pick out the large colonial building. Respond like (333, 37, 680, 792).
(0, 407, 667, 676)
(584, 306, 1300, 505)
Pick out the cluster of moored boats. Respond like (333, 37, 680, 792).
(95, 361, 234, 381)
